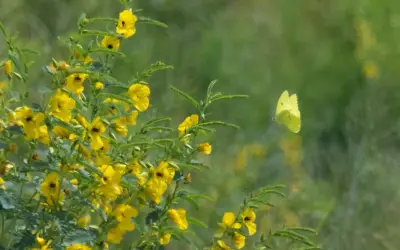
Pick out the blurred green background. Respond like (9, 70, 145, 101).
(2, 0, 400, 249)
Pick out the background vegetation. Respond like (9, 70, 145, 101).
(2, 0, 400, 249)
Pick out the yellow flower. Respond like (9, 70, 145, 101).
(73, 50, 93, 65)
(198, 142, 212, 155)
(178, 114, 199, 136)
(160, 233, 171, 245)
(127, 84, 150, 112)
(88, 117, 106, 150)
(49, 89, 76, 122)
(153, 161, 175, 184)
(212, 240, 233, 250)
(31, 237, 53, 250)
(107, 227, 124, 244)
(40, 172, 64, 205)
(65, 73, 88, 97)
(232, 232, 246, 249)
(77, 214, 91, 228)
(113, 110, 139, 137)
(4, 60, 12, 76)
(145, 177, 167, 204)
(75, 114, 89, 129)
(0, 177, 6, 190)
(116, 9, 137, 38)
(242, 208, 257, 235)
(127, 160, 141, 176)
(168, 208, 188, 230)
(95, 81, 104, 90)
(215, 212, 241, 237)
(96, 165, 122, 201)
(95, 153, 111, 167)
(113, 204, 138, 222)
(101, 36, 120, 51)
(14, 106, 45, 141)
(39, 125, 50, 145)
(35, 235, 46, 246)
(66, 244, 91, 250)
(70, 179, 79, 185)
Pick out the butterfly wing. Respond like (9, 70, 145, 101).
(288, 94, 301, 133)
(276, 90, 291, 116)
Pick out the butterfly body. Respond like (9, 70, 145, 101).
(275, 90, 301, 133)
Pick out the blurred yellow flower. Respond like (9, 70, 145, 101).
(116, 9, 137, 38)
(65, 73, 88, 97)
(77, 214, 91, 228)
(38, 125, 50, 145)
(127, 84, 150, 112)
(107, 227, 124, 244)
(89, 117, 106, 150)
(242, 208, 256, 235)
(4, 60, 12, 76)
(363, 60, 379, 79)
(48, 89, 76, 122)
(232, 232, 246, 249)
(40, 172, 64, 205)
(95, 81, 104, 90)
(101, 36, 120, 51)
(0, 177, 6, 190)
(178, 114, 199, 136)
(198, 142, 212, 155)
(31, 236, 52, 250)
(160, 233, 171, 245)
(212, 240, 232, 250)
(168, 208, 188, 230)
(279, 135, 302, 169)
(66, 244, 91, 250)
(70, 179, 79, 186)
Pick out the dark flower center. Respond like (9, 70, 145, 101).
(92, 127, 100, 133)
(74, 75, 82, 81)
(156, 172, 164, 178)
(49, 182, 56, 188)
(121, 21, 125, 26)
(103, 176, 108, 182)
(25, 116, 33, 122)
(107, 44, 113, 49)
(244, 216, 251, 222)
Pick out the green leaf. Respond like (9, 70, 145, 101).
(63, 228, 95, 245)
(138, 16, 168, 28)
(272, 229, 315, 246)
(133, 61, 173, 82)
(196, 121, 240, 129)
(210, 94, 249, 103)
(145, 117, 171, 126)
(177, 196, 200, 210)
(0, 190, 15, 210)
(89, 48, 126, 57)
(187, 217, 208, 229)
(207, 80, 218, 97)
(169, 86, 199, 109)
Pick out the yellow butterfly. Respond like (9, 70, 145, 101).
(275, 90, 301, 133)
